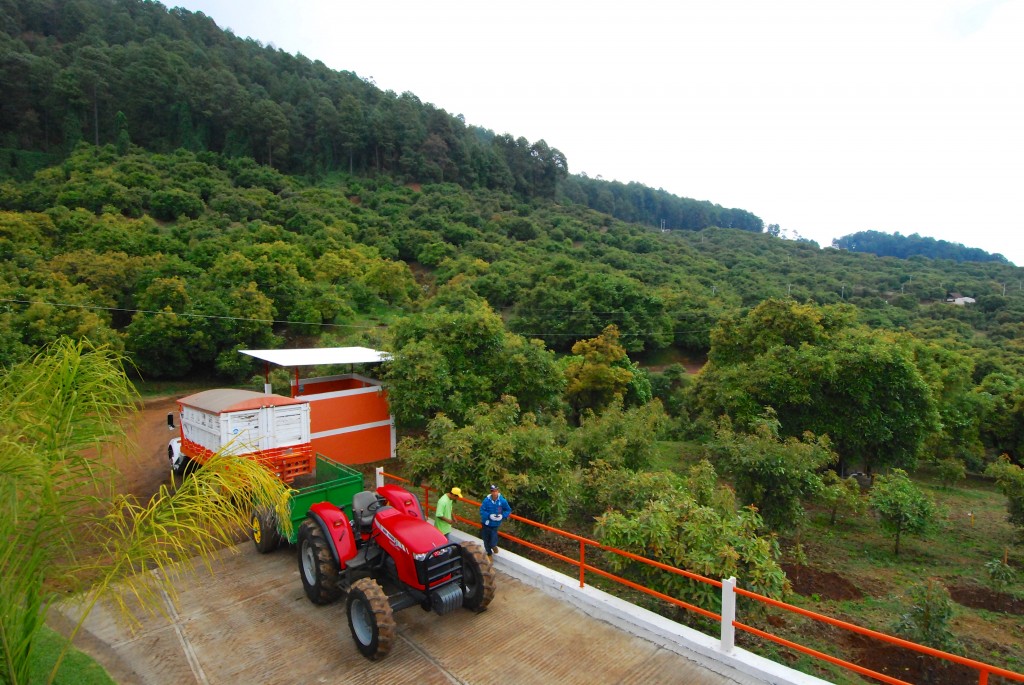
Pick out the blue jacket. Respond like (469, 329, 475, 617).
(480, 494, 511, 528)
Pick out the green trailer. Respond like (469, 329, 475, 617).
(251, 453, 364, 553)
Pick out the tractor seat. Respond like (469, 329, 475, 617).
(352, 490, 380, 532)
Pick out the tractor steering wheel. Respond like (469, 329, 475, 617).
(368, 495, 387, 512)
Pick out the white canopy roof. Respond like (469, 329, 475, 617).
(240, 346, 391, 367)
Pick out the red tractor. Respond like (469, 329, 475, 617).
(297, 483, 495, 660)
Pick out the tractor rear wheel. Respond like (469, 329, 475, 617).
(459, 541, 496, 612)
(251, 507, 282, 554)
(346, 578, 395, 660)
(297, 519, 342, 605)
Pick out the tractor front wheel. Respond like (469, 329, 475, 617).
(297, 519, 342, 605)
(459, 541, 496, 612)
(346, 578, 395, 660)
(251, 507, 282, 554)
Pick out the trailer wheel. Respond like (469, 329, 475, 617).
(347, 577, 395, 660)
(297, 520, 342, 605)
(459, 541, 496, 612)
(251, 508, 282, 554)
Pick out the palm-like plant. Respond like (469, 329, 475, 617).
(0, 338, 291, 685)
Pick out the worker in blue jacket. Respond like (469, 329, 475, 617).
(479, 484, 511, 556)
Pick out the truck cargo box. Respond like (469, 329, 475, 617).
(176, 389, 313, 482)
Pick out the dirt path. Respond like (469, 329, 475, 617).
(113, 396, 179, 501)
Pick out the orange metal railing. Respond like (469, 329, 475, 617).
(378, 470, 1024, 685)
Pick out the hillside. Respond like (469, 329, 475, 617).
(1, 143, 1022, 457)
(0, 0, 761, 234)
(834, 230, 1011, 264)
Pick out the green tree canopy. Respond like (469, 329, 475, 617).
(693, 299, 939, 473)
(869, 469, 937, 555)
(705, 411, 837, 532)
(399, 396, 574, 524)
(382, 298, 563, 426)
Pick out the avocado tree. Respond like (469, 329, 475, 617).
(563, 325, 651, 419)
(692, 299, 939, 474)
(594, 492, 790, 615)
(383, 296, 563, 426)
(399, 395, 575, 524)
(817, 470, 867, 527)
(704, 411, 837, 532)
(985, 456, 1024, 534)
(869, 469, 936, 555)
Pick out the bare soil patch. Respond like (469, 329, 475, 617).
(781, 563, 863, 601)
(845, 632, 980, 685)
(948, 582, 1024, 615)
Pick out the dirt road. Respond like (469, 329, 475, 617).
(114, 396, 180, 501)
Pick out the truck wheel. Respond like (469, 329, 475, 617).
(251, 508, 282, 554)
(347, 577, 395, 660)
(297, 520, 342, 605)
(459, 541, 496, 612)
(169, 446, 188, 477)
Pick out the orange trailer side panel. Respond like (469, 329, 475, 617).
(311, 424, 393, 464)
(307, 392, 390, 433)
(180, 437, 313, 483)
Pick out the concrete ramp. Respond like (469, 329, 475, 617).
(52, 543, 771, 685)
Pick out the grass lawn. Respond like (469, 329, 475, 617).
(30, 625, 115, 685)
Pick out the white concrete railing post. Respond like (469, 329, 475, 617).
(375, 466, 385, 489)
(720, 576, 737, 654)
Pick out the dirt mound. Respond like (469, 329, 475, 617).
(845, 632, 979, 685)
(781, 563, 863, 601)
(949, 583, 1024, 615)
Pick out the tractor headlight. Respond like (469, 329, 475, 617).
(414, 548, 450, 561)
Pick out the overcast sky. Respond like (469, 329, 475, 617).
(171, 0, 1023, 266)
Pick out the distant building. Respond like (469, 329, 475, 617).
(945, 293, 976, 306)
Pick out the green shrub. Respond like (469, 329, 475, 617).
(935, 457, 966, 488)
(893, 578, 959, 652)
(984, 556, 1016, 591)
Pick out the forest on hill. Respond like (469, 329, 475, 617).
(2, 1, 1024, 682)
(2, 0, 1024, 483)
(0, 0, 761, 233)
(834, 230, 1012, 264)
(2, 142, 1022, 462)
